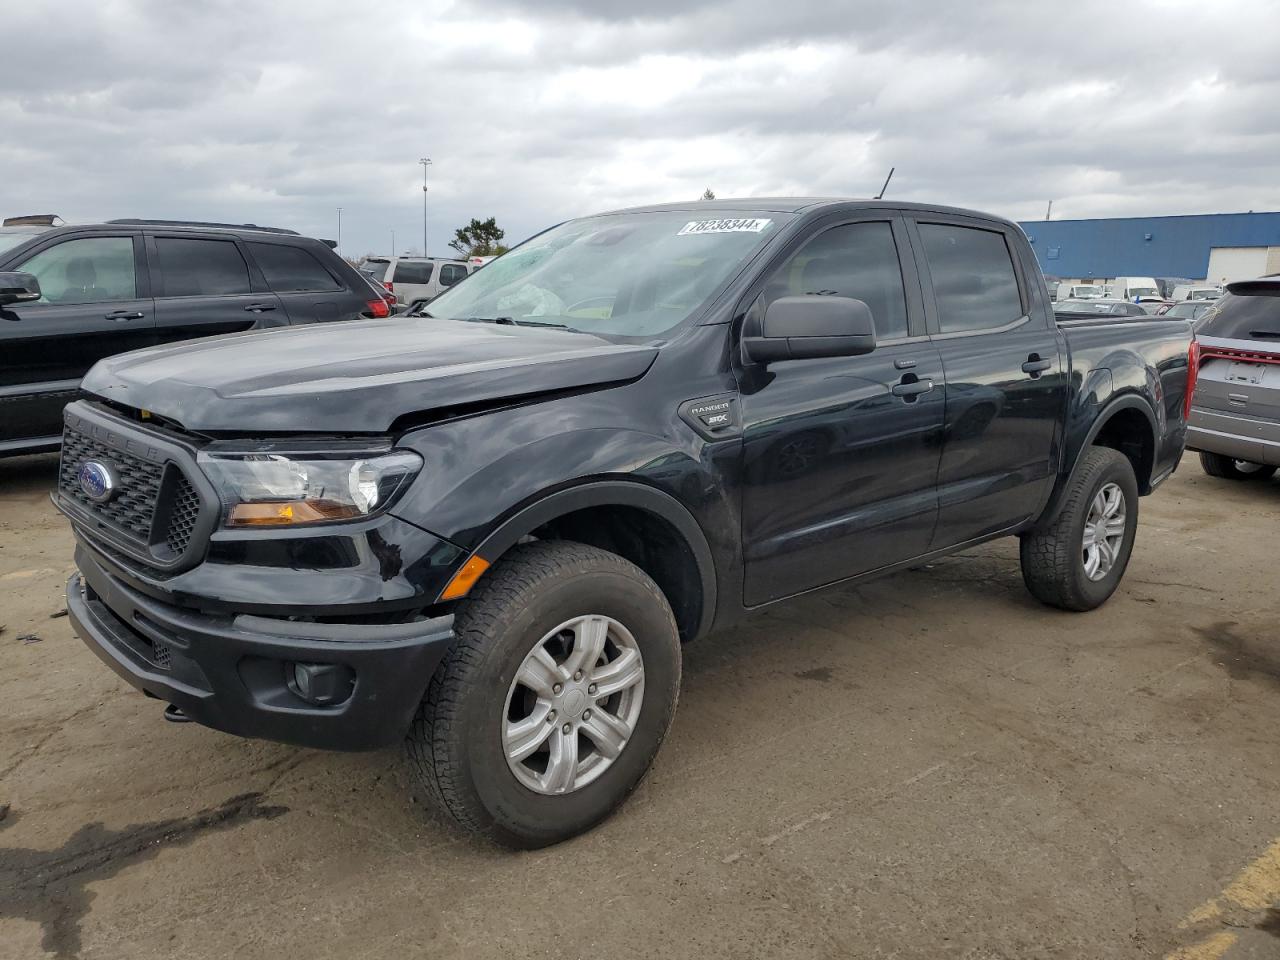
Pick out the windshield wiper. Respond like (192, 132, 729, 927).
(511, 319, 572, 329)
(459, 316, 572, 330)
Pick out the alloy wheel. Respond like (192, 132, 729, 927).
(503, 615, 645, 795)
(1082, 482, 1126, 581)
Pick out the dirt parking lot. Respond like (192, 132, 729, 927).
(1, 452, 1278, 960)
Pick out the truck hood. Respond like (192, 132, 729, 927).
(81, 317, 659, 434)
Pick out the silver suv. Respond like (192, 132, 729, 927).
(1188, 277, 1280, 480)
(357, 256, 474, 308)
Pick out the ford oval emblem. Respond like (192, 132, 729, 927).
(78, 460, 119, 503)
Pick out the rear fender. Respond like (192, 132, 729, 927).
(1033, 394, 1159, 530)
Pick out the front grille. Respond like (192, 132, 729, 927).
(165, 476, 201, 554)
(59, 428, 165, 541)
(58, 407, 211, 572)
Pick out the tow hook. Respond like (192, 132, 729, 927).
(163, 704, 192, 723)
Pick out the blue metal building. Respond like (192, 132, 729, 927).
(1017, 211, 1280, 279)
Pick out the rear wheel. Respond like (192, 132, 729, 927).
(1198, 451, 1277, 481)
(1020, 447, 1140, 612)
(407, 541, 680, 848)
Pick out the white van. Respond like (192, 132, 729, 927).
(357, 256, 475, 307)
(1056, 282, 1106, 301)
(1106, 277, 1161, 301)
(1170, 284, 1221, 302)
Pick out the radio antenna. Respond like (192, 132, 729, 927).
(875, 167, 895, 200)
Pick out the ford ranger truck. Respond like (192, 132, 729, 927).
(55, 200, 1194, 847)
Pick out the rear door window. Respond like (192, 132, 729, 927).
(248, 243, 340, 291)
(392, 261, 434, 285)
(918, 223, 1024, 334)
(15, 236, 137, 304)
(154, 238, 251, 297)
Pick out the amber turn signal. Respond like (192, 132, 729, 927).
(440, 555, 491, 600)
(226, 500, 362, 526)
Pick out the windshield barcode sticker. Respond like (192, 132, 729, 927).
(677, 218, 772, 236)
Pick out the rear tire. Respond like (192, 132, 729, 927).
(1020, 447, 1139, 612)
(407, 540, 681, 848)
(1198, 451, 1277, 480)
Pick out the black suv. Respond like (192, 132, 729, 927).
(0, 218, 389, 456)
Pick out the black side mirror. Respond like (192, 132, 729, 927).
(744, 295, 877, 364)
(0, 272, 40, 306)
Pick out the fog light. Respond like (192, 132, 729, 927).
(289, 662, 354, 706)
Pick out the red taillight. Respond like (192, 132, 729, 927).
(383, 281, 394, 293)
(1183, 338, 1199, 420)
(367, 298, 390, 318)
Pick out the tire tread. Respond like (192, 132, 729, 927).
(1020, 447, 1136, 612)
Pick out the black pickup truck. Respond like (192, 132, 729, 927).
(52, 199, 1194, 847)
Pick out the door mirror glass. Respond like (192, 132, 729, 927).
(744, 295, 877, 363)
(0, 271, 41, 306)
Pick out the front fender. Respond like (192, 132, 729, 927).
(388, 394, 742, 632)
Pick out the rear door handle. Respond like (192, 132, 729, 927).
(892, 378, 934, 398)
(105, 310, 145, 321)
(244, 303, 277, 313)
(1022, 356, 1053, 377)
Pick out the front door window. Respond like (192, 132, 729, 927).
(16, 237, 137, 305)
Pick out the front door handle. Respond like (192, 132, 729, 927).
(105, 310, 145, 321)
(892, 377, 934, 399)
(1022, 355, 1053, 377)
(244, 303, 277, 313)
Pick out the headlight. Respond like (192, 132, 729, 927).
(198, 448, 422, 527)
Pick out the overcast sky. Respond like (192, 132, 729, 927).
(2, 0, 1278, 257)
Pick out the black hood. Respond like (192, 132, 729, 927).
(81, 317, 658, 434)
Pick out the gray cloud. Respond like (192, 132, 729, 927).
(1, 0, 1277, 258)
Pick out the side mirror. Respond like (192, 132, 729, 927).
(744, 295, 877, 364)
(0, 272, 40, 306)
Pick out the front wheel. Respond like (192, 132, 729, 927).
(1199, 451, 1277, 481)
(407, 541, 681, 848)
(1020, 447, 1140, 612)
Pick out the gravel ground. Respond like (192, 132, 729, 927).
(1, 452, 1278, 960)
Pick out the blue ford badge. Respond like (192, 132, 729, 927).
(78, 460, 119, 503)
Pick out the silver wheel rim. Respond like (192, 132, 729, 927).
(1082, 482, 1126, 581)
(502, 615, 645, 795)
(1234, 460, 1266, 475)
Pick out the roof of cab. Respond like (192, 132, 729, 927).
(592, 197, 1019, 229)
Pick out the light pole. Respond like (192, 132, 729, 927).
(336, 207, 342, 253)
(390, 229, 395, 256)
(419, 157, 432, 256)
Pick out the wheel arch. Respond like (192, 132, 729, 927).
(1080, 395, 1159, 493)
(460, 480, 718, 643)
(1035, 394, 1160, 531)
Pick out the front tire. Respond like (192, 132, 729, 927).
(1199, 451, 1277, 481)
(1020, 447, 1140, 612)
(407, 541, 681, 848)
